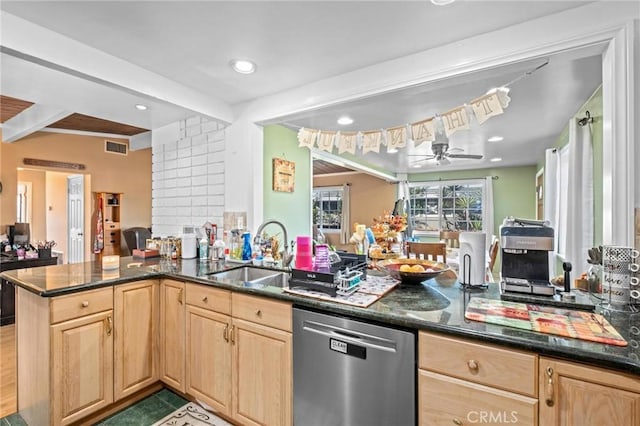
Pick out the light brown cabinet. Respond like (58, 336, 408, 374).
(160, 279, 186, 392)
(17, 286, 115, 426)
(418, 331, 538, 426)
(114, 280, 159, 400)
(184, 283, 292, 426)
(51, 310, 114, 425)
(540, 356, 640, 426)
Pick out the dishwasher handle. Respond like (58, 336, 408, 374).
(302, 320, 398, 353)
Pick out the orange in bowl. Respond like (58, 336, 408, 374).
(381, 258, 450, 285)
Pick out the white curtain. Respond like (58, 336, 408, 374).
(564, 119, 594, 276)
(482, 176, 494, 251)
(544, 148, 560, 276)
(340, 183, 351, 245)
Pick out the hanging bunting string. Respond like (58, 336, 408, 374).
(296, 60, 548, 154)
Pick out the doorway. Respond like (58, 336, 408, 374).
(67, 175, 84, 263)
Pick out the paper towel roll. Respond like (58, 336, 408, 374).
(459, 232, 486, 286)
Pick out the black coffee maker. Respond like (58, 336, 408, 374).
(499, 217, 556, 296)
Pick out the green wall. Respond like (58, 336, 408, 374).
(263, 125, 312, 246)
(409, 166, 537, 239)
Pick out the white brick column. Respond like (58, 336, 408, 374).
(151, 116, 226, 237)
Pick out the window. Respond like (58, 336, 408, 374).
(409, 180, 484, 233)
(313, 186, 343, 232)
(557, 145, 570, 257)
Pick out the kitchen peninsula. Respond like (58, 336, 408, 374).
(2, 258, 640, 426)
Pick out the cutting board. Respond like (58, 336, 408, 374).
(465, 297, 627, 346)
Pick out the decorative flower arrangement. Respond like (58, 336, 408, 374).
(371, 211, 407, 238)
(36, 240, 57, 250)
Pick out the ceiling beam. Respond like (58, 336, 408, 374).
(1, 103, 71, 142)
(0, 11, 234, 126)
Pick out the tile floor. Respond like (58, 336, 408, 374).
(0, 388, 189, 426)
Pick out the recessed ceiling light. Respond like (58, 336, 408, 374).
(135, 104, 148, 111)
(412, 164, 422, 168)
(230, 59, 257, 74)
(488, 136, 504, 143)
(387, 148, 398, 154)
(337, 116, 354, 125)
(490, 157, 503, 162)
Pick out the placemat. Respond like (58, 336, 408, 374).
(284, 275, 399, 308)
(465, 297, 627, 346)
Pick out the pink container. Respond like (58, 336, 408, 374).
(295, 236, 313, 269)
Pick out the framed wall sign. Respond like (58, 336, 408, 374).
(273, 158, 295, 193)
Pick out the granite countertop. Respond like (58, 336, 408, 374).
(2, 256, 639, 375)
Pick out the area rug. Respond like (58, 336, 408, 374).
(152, 402, 233, 426)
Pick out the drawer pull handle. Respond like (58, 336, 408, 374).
(223, 323, 229, 342)
(230, 325, 235, 344)
(178, 288, 184, 304)
(545, 366, 555, 407)
(255, 309, 262, 317)
(105, 315, 113, 336)
(467, 359, 478, 372)
(202, 296, 208, 303)
(81, 301, 89, 308)
(453, 418, 463, 425)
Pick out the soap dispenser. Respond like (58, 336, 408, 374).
(241, 232, 252, 261)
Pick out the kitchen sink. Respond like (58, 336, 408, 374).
(207, 267, 290, 288)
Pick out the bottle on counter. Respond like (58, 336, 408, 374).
(241, 232, 252, 261)
(199, 236, 209, 260)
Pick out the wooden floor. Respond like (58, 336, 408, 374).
(0, 324, 17, 418)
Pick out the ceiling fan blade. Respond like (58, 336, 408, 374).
(447, 147, 464, 153)
(446, 153, 484, 159)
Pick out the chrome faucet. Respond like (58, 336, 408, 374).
(254, 220, 292, 267)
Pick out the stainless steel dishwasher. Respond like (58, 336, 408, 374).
(293, 306, 416, 426)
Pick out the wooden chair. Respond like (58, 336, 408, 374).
(439, 230, 460, 248)
(406, 242, 447, 263)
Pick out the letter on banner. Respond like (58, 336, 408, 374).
(362, 131, 382, 154)
(317, 131, 336, 153)
(298, 128, 318, 148)
(411, 118, 435, 146)
(338, 132, 357, 154)
(442, 106, 470, 137)
(471, 93, 504, 125)
(386, 125, 407, 151)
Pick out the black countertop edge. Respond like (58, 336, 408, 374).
(3, 264, 640, 376)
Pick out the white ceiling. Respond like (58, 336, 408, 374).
(0, 1, 609, 174)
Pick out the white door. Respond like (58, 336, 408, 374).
(67, 175, 84, 263)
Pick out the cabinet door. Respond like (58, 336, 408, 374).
(419, 369, 537, 426)
(540, 357, 640, 426)
(51, 310, 114, 425)
(232, 318, 292, 426)
(114, 280, 158, 400)
(160, 279, 186, 392)
(186, 305, 232, 415)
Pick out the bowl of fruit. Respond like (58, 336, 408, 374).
(381, 258, 450, 285)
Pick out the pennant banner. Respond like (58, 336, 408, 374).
(298, 128, 318, 148)
(471, 93, 504, 125)
(386, 125, 407, 151)
(362, 130, 382, 155)
(442, 106, 470, 137)
(295, 85, 515, 155)
(317, 131, 336, 152)
(338, 132, 357, 154)
(410, 118, 435, 146)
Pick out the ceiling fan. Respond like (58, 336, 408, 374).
(409, 135, 483, 166)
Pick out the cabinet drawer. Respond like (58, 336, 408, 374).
(419, 370, 538, 426)
(419, 331, 537, 397)
(105, 222, 120, 230)
(186, 284, 231, 315)
(50, 287, 114, 324)
(232, 293, 291, 332)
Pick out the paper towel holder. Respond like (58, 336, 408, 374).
(460, 253, 488, 289)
